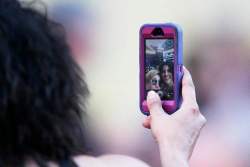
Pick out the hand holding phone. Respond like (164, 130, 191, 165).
(139, 23, 183, 114)
(143, 67, 206, 167)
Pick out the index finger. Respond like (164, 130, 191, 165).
(181, 67, 198, 107)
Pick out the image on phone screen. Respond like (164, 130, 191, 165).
(145, 38, 174, 100)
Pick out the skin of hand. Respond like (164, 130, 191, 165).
(143, 67, 207, 167)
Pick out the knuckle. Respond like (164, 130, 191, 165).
(188, 105, 200, 115)
(147, 98, 161, 109)
(151, 108, 164, 118)
(147, 98, 157, 106)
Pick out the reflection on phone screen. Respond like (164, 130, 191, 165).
(145, 39, 174, 100)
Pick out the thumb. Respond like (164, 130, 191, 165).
(147, 91, 165, 117)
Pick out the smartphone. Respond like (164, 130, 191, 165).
(139, 23, 183, 115)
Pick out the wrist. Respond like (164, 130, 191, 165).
(158, 141, 189, 167)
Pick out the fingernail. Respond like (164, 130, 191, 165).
(147, 91, 162, 113)
(147, 91, 158, 104)
(148, 91, 157, 99)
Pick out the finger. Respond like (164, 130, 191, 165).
(181, 67, 198, 107)
(142, 116, 151, 129)
(147, 91, 165, 117)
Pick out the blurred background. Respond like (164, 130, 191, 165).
(43, 0, 250, 166)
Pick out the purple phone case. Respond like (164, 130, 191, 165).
(139, 23, 183, 115)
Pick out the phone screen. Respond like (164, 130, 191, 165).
(144, 38, 174, 100)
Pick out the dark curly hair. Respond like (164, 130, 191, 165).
(0, 0, 89, 166)
(159, 62, 173, 74)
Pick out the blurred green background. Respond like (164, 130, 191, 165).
(43, 0, 250, 166)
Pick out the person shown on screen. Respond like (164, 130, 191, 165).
(0, 0, 206, 167)
(159, 63, 174, 99)
(145, 69, 161, 92)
